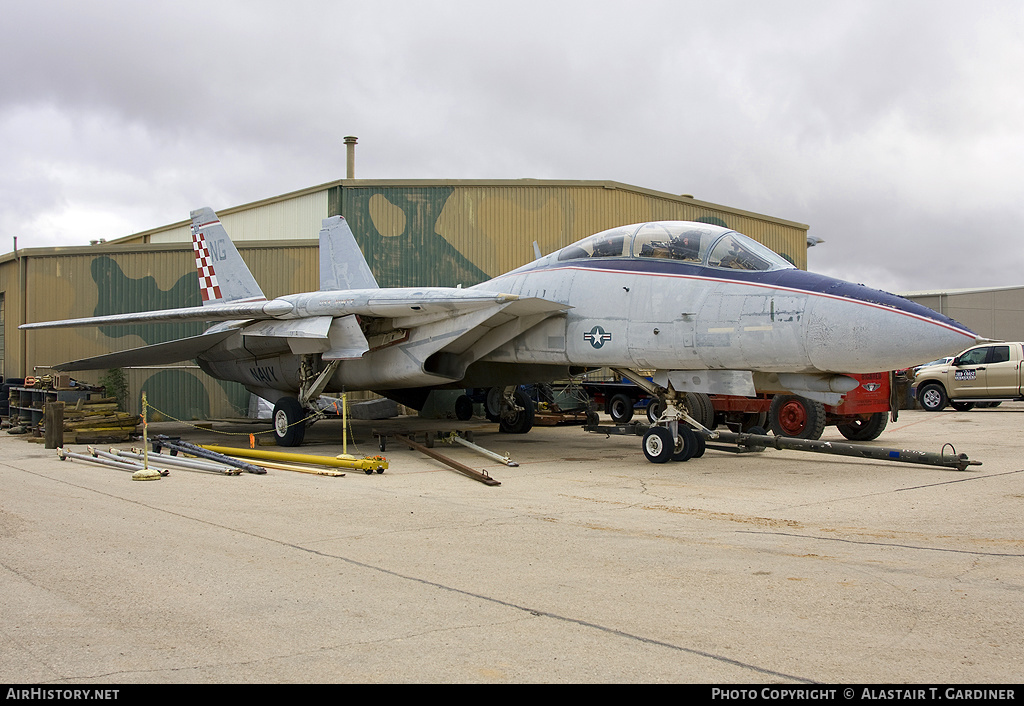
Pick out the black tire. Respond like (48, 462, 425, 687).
(837, 412, 888, 441)
(690, 431, 706, 458)
(498, 389, 534, 434)
(646, 396, 666, 423)
(671, 427, 699, 462)
(950, 401, 975, 412)
(917, 383, 947, 412)
(642, 426, 674, 463)
(768, 395, 826, 440)
(739, 411, 768, 432)
(484, 387, 503, 422)
(272, 397, 306, 447)
(455, 394, 474, 421)
(694, 393, 715, 430)
(608, 393, 634, 424)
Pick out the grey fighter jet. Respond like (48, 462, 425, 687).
(21, 209, 978, 460)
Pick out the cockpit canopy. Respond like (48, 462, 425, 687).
(554, 222, 795, 272)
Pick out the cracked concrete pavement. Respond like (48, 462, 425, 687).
(1, 405, 1022, 683)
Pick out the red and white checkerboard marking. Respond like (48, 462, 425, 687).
(191, 222, 223, 303)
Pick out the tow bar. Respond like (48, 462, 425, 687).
(584, 422, 981, 471)
(710, 429, 980, 471)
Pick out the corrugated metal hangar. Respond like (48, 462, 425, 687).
(904, 286, 1024, 344)
(0, 178, 811, 419)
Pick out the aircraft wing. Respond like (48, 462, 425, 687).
(23, 289, 571, 372)
(19, 289, 531, 330)
(19, 300, 274, 330)
(46, 328, 241, 372)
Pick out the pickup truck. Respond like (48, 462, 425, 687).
(913, 342, 1024, 411)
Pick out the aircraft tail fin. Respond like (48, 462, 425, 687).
(190, 207, 266, 305)
(319, 215, 379, 291)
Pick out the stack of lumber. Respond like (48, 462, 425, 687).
(57, 397, 142, 443)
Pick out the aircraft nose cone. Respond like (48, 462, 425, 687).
(804, 283, 977, 372)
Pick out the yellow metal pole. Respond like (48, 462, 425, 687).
(141, 392, 148, 470)
(199, 444, 387, 472)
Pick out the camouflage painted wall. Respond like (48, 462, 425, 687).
(329, 182, 807, 286)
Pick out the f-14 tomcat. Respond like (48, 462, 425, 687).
(22, 208, 979, 461)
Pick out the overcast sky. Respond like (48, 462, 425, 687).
(3, 1, 1022, 293)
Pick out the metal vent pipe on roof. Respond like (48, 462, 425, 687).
(344, 136, 358, 178)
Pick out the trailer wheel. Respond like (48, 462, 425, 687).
(917, 383, 947, 412)
(837, 412, 888, 441)
(642, 426, 674, 463)
(739, 411, 768, 432)
(646, 396, 666, 423)
(455, 394, 474, 421)
(768, 395, 826, 440)
(608, 393, 634, 424)
(272, 397, 306, 447)
(498, 389, 535, 434)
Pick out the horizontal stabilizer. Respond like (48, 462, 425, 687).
(46, 329, 238, 371)
(242, 316, 334, 339)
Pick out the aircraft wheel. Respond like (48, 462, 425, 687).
(455, 394, 474, 421)
(917, 383, 947, 412)
(272, 397, 306, 447)
(642, 426, 674, 464)
(768, 395, 825, 440)
(671, 427, 698, 462)
(690, 430, 706, 458)
(608, 394, 634, 424)
(499, 389, 535, 434)
(837, 412, 888, 441)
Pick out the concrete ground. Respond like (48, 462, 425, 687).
(1, 403, 1022, 684)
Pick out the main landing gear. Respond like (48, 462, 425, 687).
(270, 356, 342, 447)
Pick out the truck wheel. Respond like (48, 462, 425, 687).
(917, 383, 947, 412)
(769, 395, 826, 440)
(273, 397, 307, 447)
(642, 426, 674, 463)
(950, 401, 975, 412)
(608, 393, 634, 424)
(837, 412, 888, 441)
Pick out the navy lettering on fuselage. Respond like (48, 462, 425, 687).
(250, 366, 279, 384)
